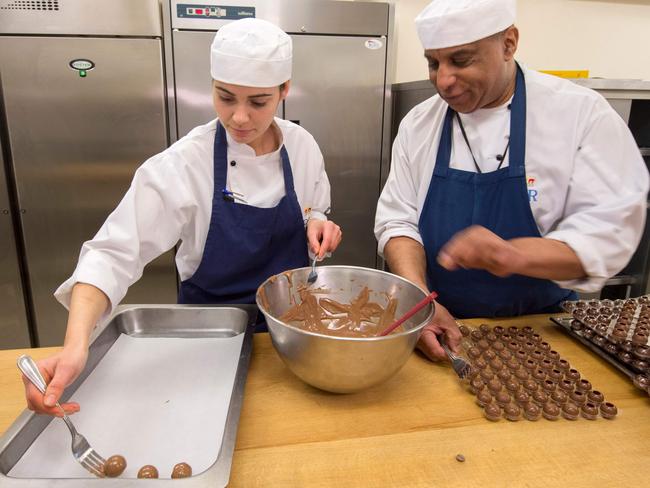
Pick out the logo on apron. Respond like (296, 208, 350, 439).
(527, 177, 538, 203)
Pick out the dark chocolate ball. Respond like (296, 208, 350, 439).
(138, 465, 159, 479)
(103, 455, 127, 478)
(171, 462, 192, 479)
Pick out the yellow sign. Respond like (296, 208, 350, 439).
(540, 70, 589, 79)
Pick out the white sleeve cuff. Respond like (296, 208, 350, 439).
(544, 232, 609, 293)
(377, 228, 424, 257)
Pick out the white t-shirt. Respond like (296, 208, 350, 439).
(55, 118, 331, 314)
(375, 66, 649, 293)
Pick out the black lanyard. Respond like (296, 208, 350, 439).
(455, 112, 510, 174)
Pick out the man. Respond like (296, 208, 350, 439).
(375, 0, 648, 361)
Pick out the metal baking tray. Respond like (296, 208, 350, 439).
(550, 315, 636, 380)
(0, 304, 256, 487)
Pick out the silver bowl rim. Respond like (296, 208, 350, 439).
(255, 265, 434, 342)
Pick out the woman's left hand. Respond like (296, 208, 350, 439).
(307, 219, 342, 258)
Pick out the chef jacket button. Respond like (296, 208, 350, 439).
(230, 160, 237, 166)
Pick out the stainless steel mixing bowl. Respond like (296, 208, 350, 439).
(256, 266, 434, 393)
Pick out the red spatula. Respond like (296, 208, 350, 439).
(378, 291, 437, 336)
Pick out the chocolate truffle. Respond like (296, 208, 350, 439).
(480, 369, 495, 381)
(503, 403, 521, 421)
(531, 350, 544, 361)
(540, 359, 554, 371)
(524, 359, 537, 371)
(635, 346, 650, 360)
(103, 455, 127, 478)
(477, 339, 490, 350)
(542, 380, 557, 393)
(468, 347, 481, 359)
(514, 390, 530, 406)
(459, 325, 470, 337)
(587, 390, 604, 406)
(507, 326, 519, 335)
(483, 349, 497, 361)
(539, 341, 551, 352)
(523, 341, 536, 352)
(505, 378, 520, 392)
(632, 360, 649, 372)
(561, 402, 580, 421)
(476, 389, 493, 407)
(542, 402, 560, 420)
(550, 390, 568, 405)
(497, 369, 512, 382)
(474, 358, 488, 370)
(522, 326, 534, 336)
(489, 358, 504, 371)
(514, 368, 530, 381)
(487, 378, 503, 394)
(548, 368, 563, 381)
(633, 374, 650, 391)
(581, 402, 599, 420)
(523, 402, 542, 421)
(138, 465, 159, 479)
(484, 403, 502, 421)
(515, 350, 528, 362)
(522, 379, 539, 393)
(506, 358, 520, 371)
(493, 341, 506, 352)
(498, 349, 513, 360)
(507, 341, 520, 352)
(600, 402, 618, 420)
(532, 390, 549, 406)
(469, 377, 486, 394)
(171, 462, 192, 479)
(565, 369, 581, 382)
(493, 326, 505, 336)
(555, 359, 570, 371)
(485, 332, 498, 343)
(470, 330, 483, 342)
(479, 324, 491, 335)
(495, 390, 512, 407)
(570, 390, 587, 405)
(532, 369, 546, 381)
(546, 350, 560, 362)
(576, 379, 592, 392)
(559, 379, 574, 393)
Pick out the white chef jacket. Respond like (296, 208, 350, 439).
(55, 118, 331, 315)
(375, 66, 649, 293)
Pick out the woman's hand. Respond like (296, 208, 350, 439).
(416, 301, 462, 361)
(22, 346, 88, 417)
(307, 219, 342, 258)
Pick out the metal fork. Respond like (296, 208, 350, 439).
(17, 355, 106, 477)
(307, 255, 318, 284)
(439, 339, 473, 380)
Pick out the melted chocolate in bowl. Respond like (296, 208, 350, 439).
(256, 266, 433, 393)
(270, 285, 400, 337)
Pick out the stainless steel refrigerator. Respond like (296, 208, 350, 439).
(0, 0, 178, 347)
(164, 0, 394, 269)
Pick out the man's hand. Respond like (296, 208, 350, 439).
(437, 225, 526, 277)
(417, 301, 462, 361)
(307, 219, 342, 258)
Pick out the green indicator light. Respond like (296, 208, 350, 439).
(79, 70, 87, 78)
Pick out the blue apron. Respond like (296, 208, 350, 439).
(418, 66, 576, 318)
(178, 122, 309, 331)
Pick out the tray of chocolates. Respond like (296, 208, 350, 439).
(550, 295, 650, 397)
(458, 324, 618, 421)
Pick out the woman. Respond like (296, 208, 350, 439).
(23, 18, 342, 416)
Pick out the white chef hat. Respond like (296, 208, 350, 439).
(210, 18, 292, 87)
(415, 0, 516, 50)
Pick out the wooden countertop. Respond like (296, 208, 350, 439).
(2, 315, 649, 487)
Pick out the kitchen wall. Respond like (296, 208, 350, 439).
(362, 0, 650, 83)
